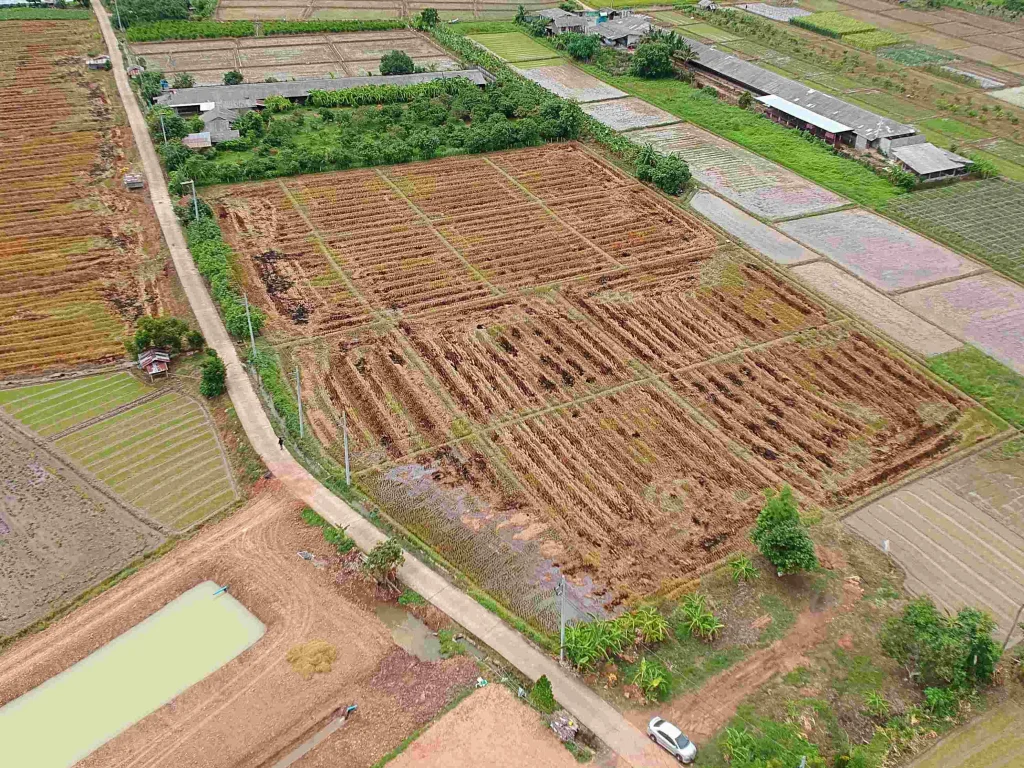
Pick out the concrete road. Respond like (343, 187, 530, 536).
(92, 5, 674, 765)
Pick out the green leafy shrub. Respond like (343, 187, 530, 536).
(398, 589, 426, 606)
(555, 32, 601, 61)
(199, 349, 227, 397)
(171, 72, 195, 89)
(880, 597, 1001, 689)
(863, 691, 890, 719)
(563, 607, 669, 670)
(530, 674, 558, 713)
(438, 628, 466, 657)
(380, 49, 415, 76)
(363, 538, 405, 586)
(729, 553, 759, 582)
(630, 656, 672, 700)
(126, 315, 192, 355)
(750, 486, 818, 575)
(629, 41, 674, 79)
(923, 687, 960, 718)
(223, 69, 244, 85)
(414, 7, 439, 28)
(677, 592, 725, 641)
(723, 722, 826, 768)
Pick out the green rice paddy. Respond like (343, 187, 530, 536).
(678, 22, 739, 43)
(0, 582, 265, 768)
(0, 372, 151, 437)
(918, 117, 992, 141)
(467, 31, 564, 63)
(55, 391, 237, 531)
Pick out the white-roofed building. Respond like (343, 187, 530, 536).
(756, 94, 854, 147)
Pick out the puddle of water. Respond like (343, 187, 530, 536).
(374, 605, 443, 662)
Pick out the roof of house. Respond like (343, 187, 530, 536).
(200, 106, 238, 125)
(756, 94, 852, 134)
(138, 349, 171, 366)
(682, 38, 916, 141)
(154, 70, 489, 111)
(535, 8, 584, 22)
(594, 15, 652, 39)
(893, 142, 970, 175)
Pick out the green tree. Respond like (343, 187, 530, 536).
(199, 349, 227, 398)
(414, 7, 439, 28)
(147, 106, 187, 140)
(379, 49, 415, 76)
(363, 538, 405, 587)
(514, 4, 527, 23)
(750, 486, 818, 575)
(171, 72, 195, 89)
(186, 329, 205, 350)
(235, 109, 266, 139)
(223, 69, 244, 85)
(629, 42, 674, 79)
(880, 597, 1001, 689)
(738, 90, 753, 109)
(128, 315, 191, 355)
(558, 32, 600, 62)
(119, 0, 188, 26)
(530, 675, 558, 714)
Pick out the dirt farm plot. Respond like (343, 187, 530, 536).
(885, 178, 1024, 285)
(215, 0, 550, 21)
(210, 144, 999, 622)
(515, 63, 627, 103)
(0, 20, 168, 378)
(0, 416, 165, 639)
(131, 30, 458, 84)
(629, 122, 848, 220)
(388, 685, 578, 768)
(780, 209, 982, 292)
(579, 97, 681, 132)
(2, 374, 238, 532)
(898, 272, 1024, 375)
(0, 484, 481, 767)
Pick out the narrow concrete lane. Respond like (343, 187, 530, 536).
(93, 6, 674, 765)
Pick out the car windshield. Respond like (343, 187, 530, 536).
(674, 734, 690, 748)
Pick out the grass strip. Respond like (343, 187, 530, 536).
(0, 7, 92, 19)
(928, 346, 1024, 429)
(124, 18, 404, 42)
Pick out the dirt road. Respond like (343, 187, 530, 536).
(91, 4, 675, 764)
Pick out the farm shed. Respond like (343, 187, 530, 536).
(86, 55, 110, 70)
(531, 8, 591, 34)
(594, 16, 654, 48)
(183, 132, 212, 149)
(892, 143, 971, 182)
(681, 38, 916, 149)
(756, 94, 854, 147)
(154, 70, 489, 114)
(123, 173, 145, 190)
(138, 349, 171, 379)
(200, 107, 240, 143)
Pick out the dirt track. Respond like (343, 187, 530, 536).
(0, 483, 477, 768)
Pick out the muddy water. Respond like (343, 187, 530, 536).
(374, 605, 443, 662)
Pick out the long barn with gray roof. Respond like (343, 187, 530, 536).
(681, 38, 916, 149)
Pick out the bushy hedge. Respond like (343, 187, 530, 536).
(125, 17, 404, 41)
(183, 217, 264, 340)
(307, 77, 476, 107)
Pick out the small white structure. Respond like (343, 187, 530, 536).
(594, 15, 653, 48)
(86, 55, 110, 70)
(697, 0, 719, 9)
(182, 132, 212, 149)
(123, 173, 145, 190)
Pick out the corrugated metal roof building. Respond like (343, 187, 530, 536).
(682, 38, 916, 149)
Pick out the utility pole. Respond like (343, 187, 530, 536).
(182, 179, 199, 221)
(342, 410, 351, 486)
(243, 293, 257, 359)
(158, 113, 167, 144)
(295, 365, 303, 439)
(1003, 600, 1024, 652)
(556, 577, 567, 664)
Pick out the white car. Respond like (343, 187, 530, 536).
(648, 717, 698, 763)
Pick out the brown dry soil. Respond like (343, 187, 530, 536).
(388, 684, 580, 768)
(0, 415, 165, 638)
(211, 144, 1000, 624)
(0, 482, 479, 768)
(0, 19, 173, 378)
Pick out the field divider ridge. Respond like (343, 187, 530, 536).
(45, 388, 167, 442)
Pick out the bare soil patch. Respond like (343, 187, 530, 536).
(0, 416, 165, 639)
(0, 483, 478, 767)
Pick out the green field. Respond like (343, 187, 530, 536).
(886, 178, 1024, 287)
(468, 31, 564, 63)
(791, 11, 875, 36)
(0, 373, 151, 437)
(0, 581, 265, 768)
(55, 391, 237, 530)
(846, 90, 937, 122)
(843, 30, 905, 50)
(910, 699, 1024, 768)
(679, 22, 739, 43)
(919, 117, 992, 141)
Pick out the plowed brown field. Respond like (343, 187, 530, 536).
(210, 144, 998, 623)
(0, 20, 167, 378)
